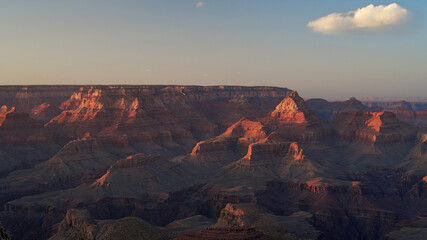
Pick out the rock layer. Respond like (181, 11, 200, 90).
(0, 85, 426, 240)
(332, 111, 415, 144)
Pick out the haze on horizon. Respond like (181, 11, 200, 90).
(0, 0, 426, 99)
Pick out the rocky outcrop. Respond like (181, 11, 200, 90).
(214, 203, 320, 239)
(0, 138, 118, 206)
(373, 101, 416, 119)
(52, 209, 97, 240)
(362, 101, 427, 121)
(0, 86, 79, 114)
(42, 85, 291, 158)
(1, 153, 199, 232)
(0, 85, 291, 176)
(269, 91, 309, 123)
(49, 209, 180, 240)
(263, 91, 330, 142)
(363, 101, 414, 112)
(332, 111, 416, 144)
(191, 118, 268, 157)
(90, 153, 195, 196)
(2, 85, 427, 240)
(181, 93, 330, 195)
(0, 105, 15, 125)
(306, 97, 370, 121)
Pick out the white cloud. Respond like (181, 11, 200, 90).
(308, 3, 409, 35)
(195, 2, 205, 8)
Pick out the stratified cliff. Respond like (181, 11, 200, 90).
(0, 85, 426, 240)
(332, 111, 416, 144)
(0, 85, 290, 177)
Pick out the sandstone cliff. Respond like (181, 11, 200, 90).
(263, 91, 330, 142)
(1, 85, 427, 240)
(332, 111, 416, 144)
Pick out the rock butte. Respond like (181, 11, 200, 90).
(0, 86, 425, 240)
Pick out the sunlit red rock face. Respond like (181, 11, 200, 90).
(0, 86, 79, 123)
(0, 85, 290, 177)
(187, 92, 328, 172)
(332, 111, 416, 144)
(1, 85, 427, 240)
(362, 101, 427, 127)
(190, 118, 268, 157)
(0, 106, 15, 125)
(44, 86, 291, 152)
(269, 91, 309, 123)
(263, 91, 330, 142)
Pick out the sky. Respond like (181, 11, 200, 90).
(0, 0, 426, 99)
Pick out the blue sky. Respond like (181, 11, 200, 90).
(0, 0, 426, 98)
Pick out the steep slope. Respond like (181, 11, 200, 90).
(0, 85, 291, 177)
(2, 154, 199, 236)
(173, 203, 320, 240)
(44, 86, 292, 158)
(0, 109, 48, 144)
(332, 111, 416, 144)
(179, 118, 269, 171)
(0, 108, 60, 176)
(399, 133, 427, 175)
(306, 97, 370, 121)
(213, 203, 320, 239)
(263, 91, 330, 142)
(0, 86, 78, 117)
(0, 138, 119, 205)
(1, 86, 427, 240)
(384, 217, 427, 240)
(49, 209, 180, 240)
(363, 101, 427, 127)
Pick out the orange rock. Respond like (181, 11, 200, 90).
(269, 91, 309, 123)
(264, 91, 330, 142)
(333, 111, 415, 144)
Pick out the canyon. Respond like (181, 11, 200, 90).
(0, 85, 426, 240)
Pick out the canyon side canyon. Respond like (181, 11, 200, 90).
(0, 85, 426, 240)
